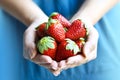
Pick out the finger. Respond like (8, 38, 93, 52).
(23, 42, 37, 59)
(49, 68, 61, 76)
(32, 54, 53, 64)
(40, 61, 58, 70)
(85, 47, 97, 62)
(50, 61, 58, 70)
(23, 28, 37, 59)
(61, 63, 74, 70)
(32, 55, 59, 70)
(66, 55, 86, 65)
(57, 60, 72, 72)
(59, 60, 66, 68)
(58, 60, 74, 71)
(83, 27, 99, 58)
(24, 27, 36, 45)
(58, 55, 86, 70)
(65, 55, 89, 69)
(87, 27, 99, 43)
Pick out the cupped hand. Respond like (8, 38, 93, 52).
(57, 19, 99, 73)
(23, 18, 99, 76)
(23, 19, 59, 76)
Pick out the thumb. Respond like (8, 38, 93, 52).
(23, 42, 37, 59)
(83, 27, 99, 60)
(23, 27, 37, 59)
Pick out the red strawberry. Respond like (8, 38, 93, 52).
(55, 38, 80, 62)
(37, 36, 57, 60)
(46, 19, 65, 42)
(36, 22, 47, 38)
(50, 12, 71, 28)
(76, 38, 85, 53)
(66, 19, 87, 40)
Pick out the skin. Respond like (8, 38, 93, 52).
(0, 0, 119, 76)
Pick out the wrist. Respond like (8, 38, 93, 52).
(28, 15, 48, 26)
(28, 16, 48, 29)
(71, 14, 92, 24)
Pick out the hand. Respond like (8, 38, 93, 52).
(23, 19, 59, 75)
(57, 19, 99, 73)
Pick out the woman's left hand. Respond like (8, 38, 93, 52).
(55, 19, 99, 75)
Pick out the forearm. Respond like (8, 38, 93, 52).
(0, 0, 48, 26)
(71, 0, 119, 25)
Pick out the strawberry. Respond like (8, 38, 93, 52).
(55, 38, 80, 62)
(36, 22, 47, 38)
(37, 36, 57, 60)
(50, 12, 71, 28)
(76, 38, 85, 53)
(66, 19, 87, 40)
(46, 19, 65, 42)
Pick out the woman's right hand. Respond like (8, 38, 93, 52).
(23, 20, 59, 75)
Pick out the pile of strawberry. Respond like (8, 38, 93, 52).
(36, 12, 88, 62)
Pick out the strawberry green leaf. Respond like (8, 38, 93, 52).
(64, 27, 68, 32)
(49, 18, 58, 24)
(37, 36, 55, 54)
(49, 12, 58, 17)
(66, 38, 80, 54)
(39, 45, 48, 54)
(79, 38, 85, 44)
(80, 37, 85, 41)
(46, 19, 58, 30)
(73, 44, 80, 54)
(46, 42, 55, 49)
(45, 22, 49, 30)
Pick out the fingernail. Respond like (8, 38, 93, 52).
(51, 61, 58, 70)
(30, 50, 36, 59)
(53, 72, 60, 76)
(30, 53, 34, 59)
(52, 66, 58, 70)
(53, 69, 61, 76)
(67, 61, 74, 65)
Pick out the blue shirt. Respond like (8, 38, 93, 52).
(0, 0, 120, 80)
